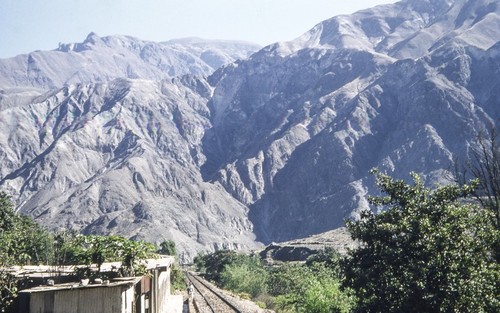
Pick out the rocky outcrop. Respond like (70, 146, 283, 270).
(259, 227, 358, 262)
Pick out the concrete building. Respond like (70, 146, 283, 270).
(15, 257, 183, 313)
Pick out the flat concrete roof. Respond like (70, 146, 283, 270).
(19, 277, 142, 294)
(6, 256, 174, 278)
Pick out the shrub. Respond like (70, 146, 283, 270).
(270, 262, 356, 313)
(220, 255, 268, 297)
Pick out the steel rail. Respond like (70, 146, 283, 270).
(186, 272, 242, 313)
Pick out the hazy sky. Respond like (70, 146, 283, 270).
(0, 0, 398, 58)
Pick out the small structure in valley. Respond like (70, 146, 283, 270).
(12, 257, 182, 313)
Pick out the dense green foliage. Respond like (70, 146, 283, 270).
(0, 192, 159, 312)
(269, 262, 356, 313)
(158, 239, 177, 256)
(170, 262, 186, 292)
(52, 230, 86, 265)
(157, 240, 185, 292)
(220, 254, 268, 297)
(344, 171, 500, 312)
(73, 234, 157, 276)
(195, 249, 355, 312)
(194, 250, 246, 282)
(0, 192, 54, 266)
(0, 192, 54, 312)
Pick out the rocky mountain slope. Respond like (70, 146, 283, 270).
(0, 36, 261, 260)
(0, 77, 260, 259)
(0, 34, 260, 90)
(1, 0, 499, 256)
(203, 0, 500, 242)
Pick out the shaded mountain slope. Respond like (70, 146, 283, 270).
(203, 0, 500, 242)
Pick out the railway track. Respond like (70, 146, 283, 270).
(186, 272, 243, 313)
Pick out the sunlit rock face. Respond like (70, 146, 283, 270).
(0, 77, 260, 260)
(0, 34, 260, 90)
(1, 0, 499, 256)
(0, 36, 262, 260)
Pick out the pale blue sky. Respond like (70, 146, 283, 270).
(0, 0, 397, 58)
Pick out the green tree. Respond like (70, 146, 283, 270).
(344, 170, 499, 313)
(193, 252, 206, 272)
(117, 237, 157, 276)
(53, 230, 86, 265)
(156, 240, 185, 291)
(0, 192, 53, 311)
(169, 263, 186, 292)
(0, 192, 54, 266)
(72, 235, 157, 277)
(0, 230, 17, 313)
(158, 240, 177, 256)
(14, 215, 54, 265)
(0, 192, 15, 230)
(455, 128, 500, 228)
(194, 250, 245, 283)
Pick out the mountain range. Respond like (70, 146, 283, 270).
(1, 0, 499, 259)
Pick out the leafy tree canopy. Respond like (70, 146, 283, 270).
(344, 170, 499, 313)
(0, 192, 54, 266)
(158, 239, 177, 256)
(194, 250, 247, 283)
(0, 192, 158, 311)
(0, 192, 54, 312)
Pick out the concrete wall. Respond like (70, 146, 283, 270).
(121, 286, 135, 313)
(155, 270, 171, 313)
(20, 257, 180, 313)
(164, 295, 183, 313)
(28, 285, 133, 313)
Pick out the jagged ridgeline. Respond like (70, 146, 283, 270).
(1, 0, 499, 258)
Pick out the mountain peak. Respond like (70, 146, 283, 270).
(86, 31, 99, 39)
(1, 34, 260, 89)
(268, 0, 499, 59)
(84, 32, 101, 43)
